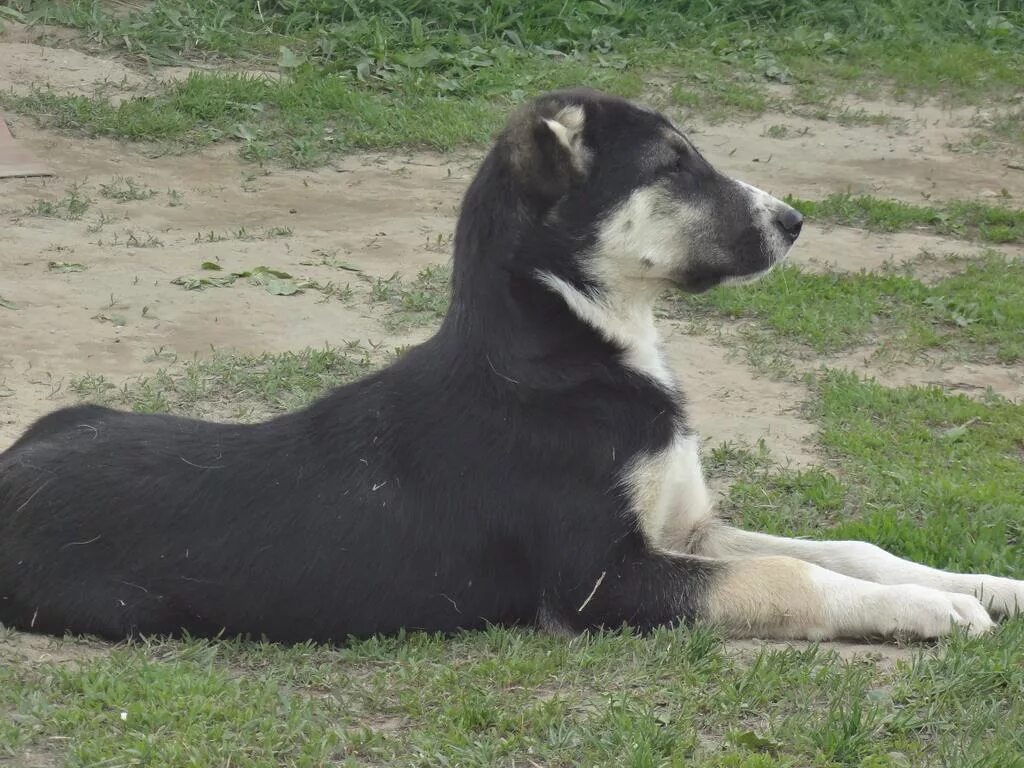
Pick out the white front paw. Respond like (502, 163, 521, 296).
(874, 584, 995, 639)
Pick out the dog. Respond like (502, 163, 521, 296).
(1, 88, 1021, 644)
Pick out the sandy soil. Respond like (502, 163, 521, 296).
(0, 30, 1021, 670)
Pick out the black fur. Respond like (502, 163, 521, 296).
(0, 89, 785, 642)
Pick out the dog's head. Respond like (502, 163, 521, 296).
(497, 88, 802, 294)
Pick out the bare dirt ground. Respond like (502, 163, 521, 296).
(1, 31, 1022, 671)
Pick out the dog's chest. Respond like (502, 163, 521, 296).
(622, 432, 712, 548)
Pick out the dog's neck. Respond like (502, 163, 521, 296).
(442, 153, 674, 390)
(534, 272, 674, 389)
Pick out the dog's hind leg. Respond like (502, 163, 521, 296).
(559, 551, 993, 640)
(695, 524, 1024, 620)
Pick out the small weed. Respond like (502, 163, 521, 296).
(99, 176, 157, 202)
(172, 265, 300, 296)
(299, 250, 363, 272)
(87, 211, 114, 233)
(124, 230, 164, 248)
(194, 226, 292, 243)
(24, 183, 91, 220)
(972, 107, 1024, 148)
(92, 312, 126, 327)
(300, 279, 354, 303)
(47, 261, 87, 272)
(424, 232, 454, 254)
(947, 132, 1000, 154)
(762, 124, 792, 139)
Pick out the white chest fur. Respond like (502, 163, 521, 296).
(622, 433, 713, 549)
(535, 271, 674, 389)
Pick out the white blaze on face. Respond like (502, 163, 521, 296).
(593, 186, 704, 282)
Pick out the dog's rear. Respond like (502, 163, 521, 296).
(3, 89, 1020, 643)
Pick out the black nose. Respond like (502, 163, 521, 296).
(775, 207, 803, 242)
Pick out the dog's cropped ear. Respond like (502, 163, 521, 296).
(506, 103, 589, 209)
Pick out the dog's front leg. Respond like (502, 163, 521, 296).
(702, 555, 994, 640)
(696, 525, 1024, 619)
(560, 552, 993, 640)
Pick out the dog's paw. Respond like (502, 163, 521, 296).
(968, 576, 1024, 619)
(873, 585, 995, 639)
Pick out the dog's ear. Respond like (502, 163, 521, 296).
(506, 103, 589, 209)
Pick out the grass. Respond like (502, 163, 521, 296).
(987, 108, 1024, 146)
(71, 344, 375, 420)
(193, 226, 294, 243)
(3, 1, 1023, 162)
(5, 359, 1024, 765)
(366, 263, 452, 331)
(3, 624, 1024, 766)
(23, 183, 91, 220)
(662, 253, 1024, 362)
(718, 371, 1024, 578)
(669, 79, 769, 125)
(782, 86, 907, 128)
(787, 194, 1024, 245)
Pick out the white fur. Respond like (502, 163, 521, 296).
(622, 434, 712, 546)
(536, 271, 672, 388)
(707, 556, 993, 640)
(719, 266, 777, 287)
(703, 527, 1024, 618)
(595, 187, 703, 280)
(805, 564, 994, 640)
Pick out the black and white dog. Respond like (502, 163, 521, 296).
(1, 89, 1021, 643)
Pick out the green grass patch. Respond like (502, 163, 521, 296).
(4, 1, 1023, 159)
(4, 622, 1024, 766)
(787, 194, 1024, 244)
(669, 78, 769, 124)
(663, 253, 1024, 362)
(72, 344, 375, 420)
(19, 0, 1021, 68)
(0, 60, 642, 163)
